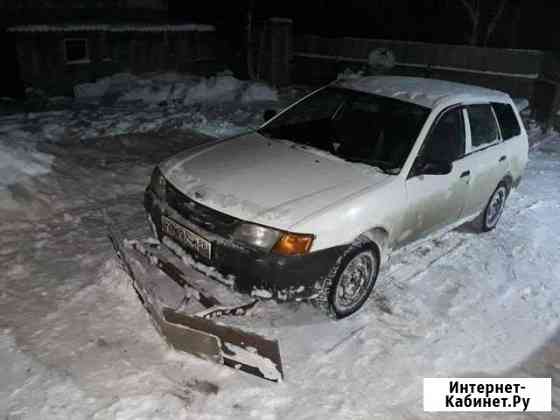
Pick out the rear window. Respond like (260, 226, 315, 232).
(466, 104, 499, 149)
(492, 102, 521, 140)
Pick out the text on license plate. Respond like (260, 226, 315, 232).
(161, 216, 212, 260)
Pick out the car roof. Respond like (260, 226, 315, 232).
(336, 76, 511, 109)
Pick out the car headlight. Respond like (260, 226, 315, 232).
(150, 167, 166, 198)
(232, 223, 314, 256)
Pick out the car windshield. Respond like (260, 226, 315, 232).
(258, 86, 430, 174)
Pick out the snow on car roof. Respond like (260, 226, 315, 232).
(337, 76, 510, 108)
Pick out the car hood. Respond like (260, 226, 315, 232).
(160, 132, 390, 230)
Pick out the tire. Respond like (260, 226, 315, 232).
(313, 239, 379, 319)
(476, 182, 509, 232)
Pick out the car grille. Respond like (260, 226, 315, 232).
(165, 182, 239, 236)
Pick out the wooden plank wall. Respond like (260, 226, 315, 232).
(14, 29, 219, 96)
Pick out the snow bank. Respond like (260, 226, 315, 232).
(182, 75, 242, 105)
(75, 72, 279, 106)
(368, 48, 396, 70)
(514, 97, 530, 112)
(74, 73, 139, 98)
(241, 82, 278, 103)
(337, 68, 365, 81)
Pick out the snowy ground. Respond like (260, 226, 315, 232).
(0, 78, 559, 419)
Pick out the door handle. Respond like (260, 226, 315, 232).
(499, 155, 507, 162)
(460, 170, 470, 178)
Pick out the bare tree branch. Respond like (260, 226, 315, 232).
(458, 0, 480, 45)
(484, 0, 509, 46)
(459, 0, 477, 23)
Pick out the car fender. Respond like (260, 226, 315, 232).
(291, 178, 407, 253)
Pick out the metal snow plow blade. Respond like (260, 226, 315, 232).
(108, 226, 283, 382)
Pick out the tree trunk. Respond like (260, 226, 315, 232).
(509, 1, 522, 49)
(460, 0, 480, 45)
(246, 1, 256, 81)
(483, 0, 508, 46)
(469, 16, 479, 45)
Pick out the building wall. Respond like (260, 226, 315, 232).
(14, 29, 219, 96)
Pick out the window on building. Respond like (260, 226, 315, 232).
(64, 39, 89, 64)
(466, 104, 499, 149)
(492, 102, 522, 140)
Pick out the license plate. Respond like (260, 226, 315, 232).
(161, 216, 212, 260)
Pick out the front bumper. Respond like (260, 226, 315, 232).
(144, 188, 345, 301)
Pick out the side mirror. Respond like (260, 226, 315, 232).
(418, 159, 453, 175)
(263, 109, 277, 122)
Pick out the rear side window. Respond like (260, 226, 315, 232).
(492, 102, 521, 140)
(466, 104, 499, 149)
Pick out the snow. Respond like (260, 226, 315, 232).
(0, 72, 282, 213)
(240, 83, 279, 103)
(74, 73, 140, 98)
(0, 143, 53, 188)
(337, 68, 365, 80)
(368, 48, 396, 70)
(8, 24, 215, 33)
(251, 289, 273, 299)
(0, 73, 559, 419)
(74, 72, 278, 107)
(92, 394, 189, 420)
(513, 97, 530, 112)
(223, 343, 282, 382)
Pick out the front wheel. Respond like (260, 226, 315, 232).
(314, 241, 379, 318)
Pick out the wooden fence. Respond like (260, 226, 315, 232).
(286, 33, 560, 124)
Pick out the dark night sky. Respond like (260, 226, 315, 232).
(168, 0, 559, 51)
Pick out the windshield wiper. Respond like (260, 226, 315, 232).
(342, 156, 395, 174)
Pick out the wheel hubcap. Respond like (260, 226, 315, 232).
(486, 186, 507, 228)
(334, 252, 376, 312)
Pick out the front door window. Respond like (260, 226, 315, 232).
(402, 107, 469, 246)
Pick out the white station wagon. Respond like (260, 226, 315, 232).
(145, 76, 528, 318)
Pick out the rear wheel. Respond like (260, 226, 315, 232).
(477, 182, 509, 232)
(314, 240, 379, 318)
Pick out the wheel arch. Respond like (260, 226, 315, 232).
(359, 226, 390, 265)
(501, 173, 514, 193)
